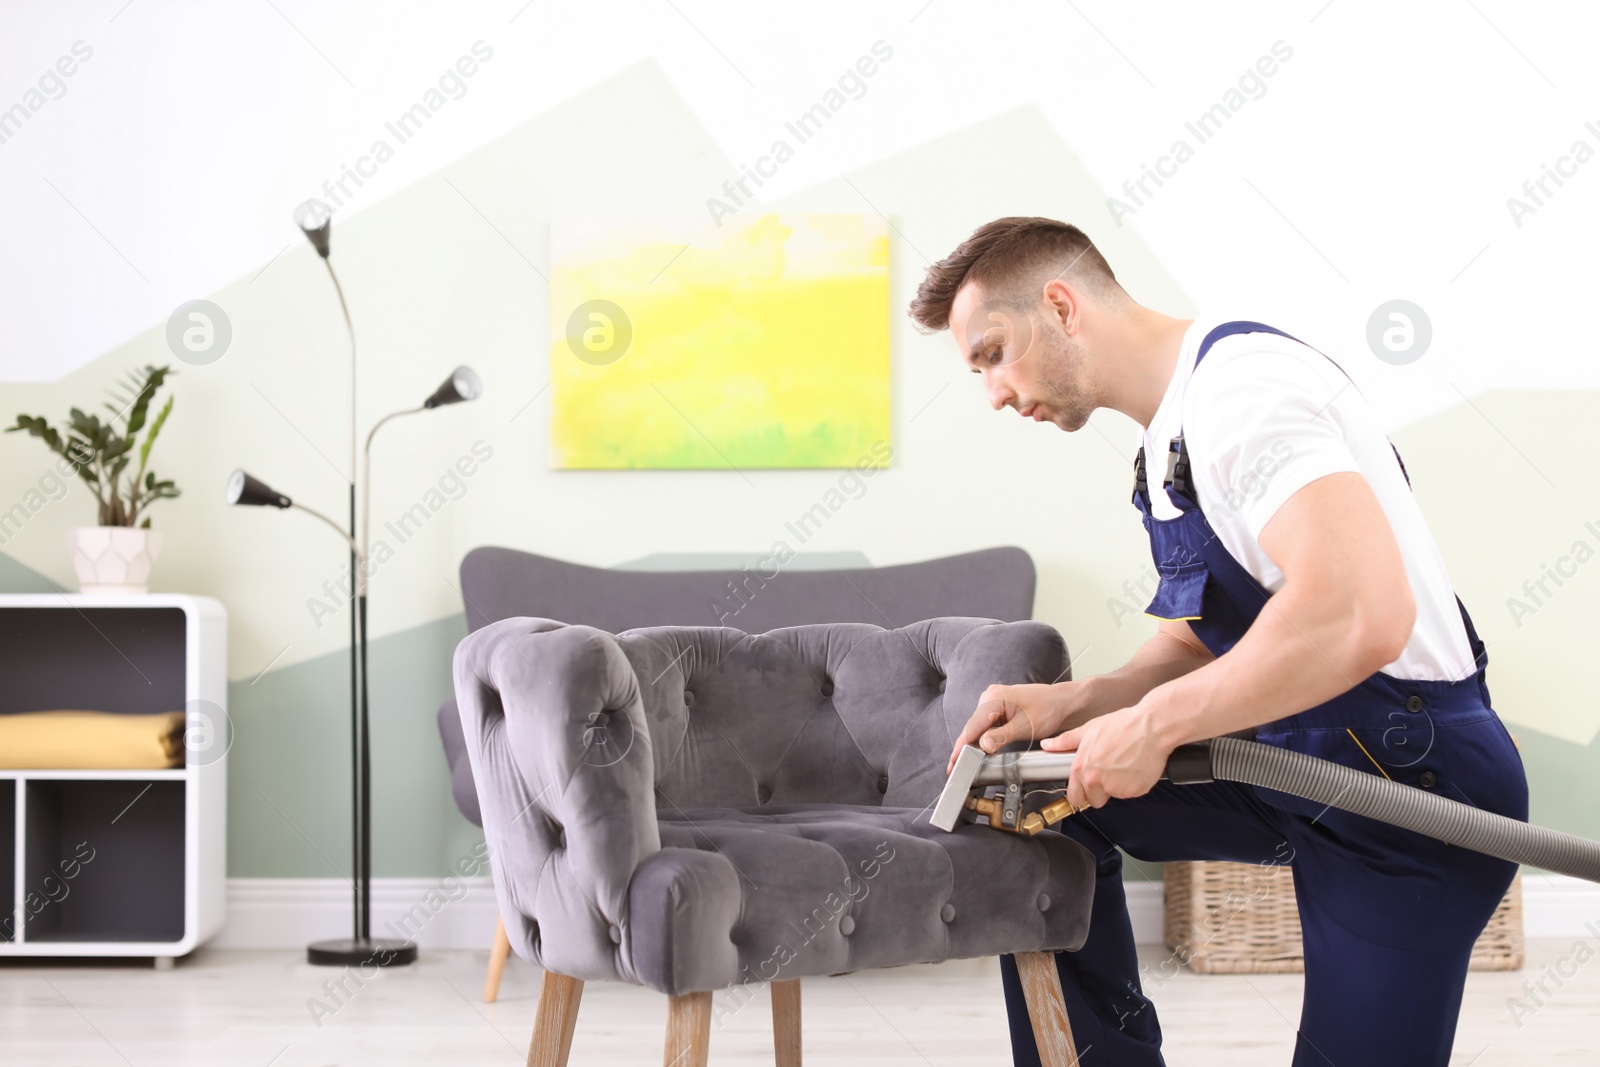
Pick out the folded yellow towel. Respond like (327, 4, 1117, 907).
(0, 710, 186, 770)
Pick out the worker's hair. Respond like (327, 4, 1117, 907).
(907, 217, 1127, 333)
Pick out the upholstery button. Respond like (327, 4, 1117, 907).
(820, 679, 834, 698)
(757, 784, 773, 804)
(940, 903, 956, 923)
(877, 775, 889, 795)
(1037, 893, 1050, 912)
(936, 677, 947, 693)
(609, 924, 622, 945)
(1418, 771, 1438, 789)
(839, 915, 855, 936)
(1405, 695, 1424, 713)
(683, 691, 695, 707)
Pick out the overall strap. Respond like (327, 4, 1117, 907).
(1194, 320, 1305, 369)
(1132, 445, 1152, 514)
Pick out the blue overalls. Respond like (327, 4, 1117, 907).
(1000, 321, 1529, 1067)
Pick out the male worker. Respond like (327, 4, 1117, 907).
(910, 217, 1528, 1066)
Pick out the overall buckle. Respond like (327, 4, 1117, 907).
(1164, 436, 1194, 502)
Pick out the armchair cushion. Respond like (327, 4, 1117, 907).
(453, 615, 1095, 995)
(633, 806, 1093, 995)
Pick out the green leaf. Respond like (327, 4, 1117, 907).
(123, 365, 171, 438)
(7, 415, 66, 458)
(67, 407, 98, 440)
(139, 395, 173, 471)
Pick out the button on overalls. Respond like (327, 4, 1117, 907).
(1000, 321, 1529, 1067)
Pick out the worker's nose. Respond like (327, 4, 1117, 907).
(986, 373, 1016, 412)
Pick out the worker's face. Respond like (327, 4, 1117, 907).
(949, 283, 1094, 431)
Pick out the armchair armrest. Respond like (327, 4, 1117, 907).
(453, 617, 676, 982)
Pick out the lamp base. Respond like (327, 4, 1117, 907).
(307, 937, 418, 967)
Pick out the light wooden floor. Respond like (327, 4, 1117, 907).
(2, 940, 1596, 1065)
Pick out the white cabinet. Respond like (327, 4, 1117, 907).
(0, 594, 226, 960)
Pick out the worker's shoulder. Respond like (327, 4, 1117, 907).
(1186, 324, 1347, 398)
(1179, 327, 1355, 450)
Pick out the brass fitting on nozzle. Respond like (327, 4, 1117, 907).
(964, 794, 1079, 835)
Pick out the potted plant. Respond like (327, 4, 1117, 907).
(7, 365, 181, 593)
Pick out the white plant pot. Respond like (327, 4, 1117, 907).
(68, 526, 164, 594)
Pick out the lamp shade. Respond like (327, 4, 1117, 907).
(423, 365, 483, 409)
(225, 469, 292, 508)
(293, 199, 332, 259)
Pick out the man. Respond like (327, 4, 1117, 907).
(908, 217, 1527, 1066)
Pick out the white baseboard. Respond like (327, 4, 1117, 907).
(1520, 873, 1600, 939)
(213, 873, 1600, 951)
(215, 877, 500, 950)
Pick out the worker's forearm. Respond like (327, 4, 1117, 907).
(1145, 582, 1398, 748)
(1073, 630, 1214, 720)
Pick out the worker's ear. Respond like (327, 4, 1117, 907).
(1040, 278, 1080, 336)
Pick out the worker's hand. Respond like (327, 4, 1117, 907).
(1045, 702, 1173, 810)
(947, 682, 1087, 774)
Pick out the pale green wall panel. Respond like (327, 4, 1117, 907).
(225, 612, 476, 878)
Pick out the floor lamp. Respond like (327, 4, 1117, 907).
(226, 201, 483, 967)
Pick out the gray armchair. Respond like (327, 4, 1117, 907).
(453, 614, 1096, 1065)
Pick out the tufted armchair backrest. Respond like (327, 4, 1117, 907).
(615, 618, 1070, 811)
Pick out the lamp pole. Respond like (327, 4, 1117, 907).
(293, 199, 367, 948)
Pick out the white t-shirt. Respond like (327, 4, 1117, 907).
(1138, 314, 1476, 682)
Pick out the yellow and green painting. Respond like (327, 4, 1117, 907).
(548, 213, 890, 469)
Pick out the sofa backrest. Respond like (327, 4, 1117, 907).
(457, 546, 1036, 634)
(440, 545, 1039, 827)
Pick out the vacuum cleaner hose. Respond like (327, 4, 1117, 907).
(1205, 736, 1600, 884)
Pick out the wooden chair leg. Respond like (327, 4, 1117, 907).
(1014, 952, 1082, 1067)
(484, 914, 512, 1003)
(663, 990, 712, 1067)
(526, 970, 583, 1067)
(771, 978, 801, 1067)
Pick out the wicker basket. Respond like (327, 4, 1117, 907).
(1162, 860, 1524, 974)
